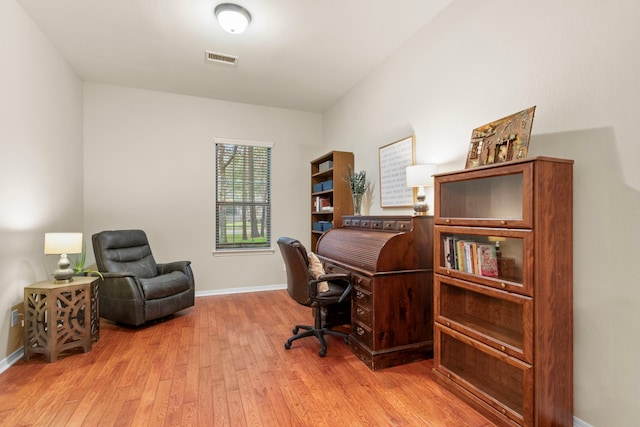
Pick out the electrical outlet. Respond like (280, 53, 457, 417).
(11, 309, 19, 327)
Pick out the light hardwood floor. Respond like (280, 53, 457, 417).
(0, 290, 494, 426)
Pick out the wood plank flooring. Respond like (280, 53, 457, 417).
(0, 290, 494, 426)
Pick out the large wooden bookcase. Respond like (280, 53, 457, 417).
(431, 157, 574, 426)
(310, 151, 354, 251)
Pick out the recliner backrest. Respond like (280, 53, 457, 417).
(277, 237, 314, 306)
(93, 229, 159, 279)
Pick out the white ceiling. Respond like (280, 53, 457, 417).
(17, 0, 452, 113)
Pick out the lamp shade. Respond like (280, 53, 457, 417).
(406, 164, 437, 188)
(215, 3, 251, 34)
(44, 233, 83, 255)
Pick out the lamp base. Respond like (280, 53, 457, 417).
(52, 254, 74, 283)
(413, 204, 429, 216)
(413, 192, 430, 216)
(52, 268, 74, 283)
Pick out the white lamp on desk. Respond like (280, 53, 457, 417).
(406, 164, 437, 215)
(44, 232, 83, 283)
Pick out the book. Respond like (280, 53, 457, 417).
(456, 240, 465, 271)
(476, 244, 498, 277)
(449, 237, 457, 270)
(315, 196, 331, 212)
(444, 237, 452, 268)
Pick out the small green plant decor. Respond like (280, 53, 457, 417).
(71, 242, 103, 279)
(345, 167, 370, 215)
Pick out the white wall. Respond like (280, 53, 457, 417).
(0, 0, 84, 361)
(83, 83, 324, 292)
(323, 0, 640, 425)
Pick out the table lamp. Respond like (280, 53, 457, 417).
(44, 232, 83, 283)
(406, 164, 437, 215)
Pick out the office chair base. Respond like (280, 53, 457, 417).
(284, 323, 349, 357)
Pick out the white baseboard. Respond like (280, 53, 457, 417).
(0, 347, 24, 375)
(195, 283, 286, 297)
(574, 416, 593, 427)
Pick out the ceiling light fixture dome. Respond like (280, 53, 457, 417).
(215, 3, 251, 34)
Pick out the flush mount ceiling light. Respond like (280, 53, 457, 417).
(215, 3, 251, 34)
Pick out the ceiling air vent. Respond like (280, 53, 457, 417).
(205, 50, 239, 65)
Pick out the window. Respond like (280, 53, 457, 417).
(215, 138, 272, 252)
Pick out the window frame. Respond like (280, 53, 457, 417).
(213, 137, 274, 255)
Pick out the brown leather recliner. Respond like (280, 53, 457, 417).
(92, 229, 195, 326)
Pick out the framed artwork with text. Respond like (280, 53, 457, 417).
(379, 136, 415, 208)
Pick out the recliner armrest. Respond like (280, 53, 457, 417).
(157, 260, 192, 275)
(102, 271, 137, 279)
(157, 261, 195, 291)
(98, 274, 145, 305)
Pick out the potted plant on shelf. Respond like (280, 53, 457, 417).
(71, 242, 103, 279)
(345, 167, 370, 216)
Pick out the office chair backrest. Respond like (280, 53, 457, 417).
(93, 229, 159, 279)
(277, 237, 314, 306)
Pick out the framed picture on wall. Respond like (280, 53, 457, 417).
(379, 136, 415, 208)
(465, 106, 536, 169)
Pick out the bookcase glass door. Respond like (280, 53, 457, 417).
(434, 226, 533, 296)
(436, 164, 533, 228)
(435, 276, 533, 363)
(436, 326, 533, 426)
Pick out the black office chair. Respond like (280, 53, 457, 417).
(277, 237, 353, 357)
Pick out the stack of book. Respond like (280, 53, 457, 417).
(443, 237, 498, 277)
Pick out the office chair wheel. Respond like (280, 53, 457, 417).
(292, 327, 299, 334)
(284, 341, 292, 350)
(318, 348, 326, 357)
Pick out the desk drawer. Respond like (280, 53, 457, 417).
(353, 303, 372, 326)
(353, 287, 372, 309)
(382, 219, 412, 231)
(352, 320, 373, 348)
(353, 274, 372, 291)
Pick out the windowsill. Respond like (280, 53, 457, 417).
(212, 248, 275, 256)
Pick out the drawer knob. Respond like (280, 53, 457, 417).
(356, 291, 365, 300)
(356, 308, 364, 317)
(501, 220, 507, 225)
(501, 408, 507, 415)
(500, 283, 506, 289)
(356, 327, 365, 336)
(446, 321, 451, 327)
(445, 219, 451, 223)
(446, 270, 451, 275)
(501, 345, 506, 352)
